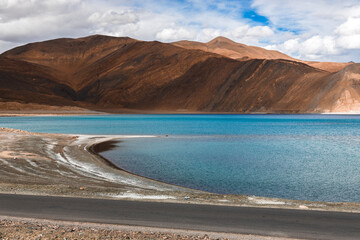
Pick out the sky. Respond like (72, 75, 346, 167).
(0, 0, 360, 62)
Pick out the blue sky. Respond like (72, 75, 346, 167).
(1, 0, 360, 62)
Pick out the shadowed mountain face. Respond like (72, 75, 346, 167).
(1, 35, 359, 113)
(0, 57, 77, 106)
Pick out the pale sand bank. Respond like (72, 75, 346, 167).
(320, 111, 360, 114)
(0, 109, 106, 117)
(0, 127, 360, 213)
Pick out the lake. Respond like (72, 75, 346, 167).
(1, 114, 360, 202)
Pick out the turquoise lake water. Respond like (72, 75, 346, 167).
(1, 114, 360, 202)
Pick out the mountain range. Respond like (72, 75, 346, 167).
(0, 35, 359, 113)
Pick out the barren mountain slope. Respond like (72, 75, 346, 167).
(172, 37, 351, 73)
(0, 35, 358, 113)
(314, 64, 360, 112)
(172, 37, 296, 61)
(0, 57, 78, 108)
(139, 59, 330, 113)
(2, 35, 138, 88)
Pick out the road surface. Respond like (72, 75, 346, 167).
(0, 193, 359, 239)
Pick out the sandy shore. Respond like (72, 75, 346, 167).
(0, 109, 106, 117)
(0, 127, 360, 213)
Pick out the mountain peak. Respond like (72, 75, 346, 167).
(207, 36, 237, 45)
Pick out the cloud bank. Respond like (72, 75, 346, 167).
(0, 0, 359, 62)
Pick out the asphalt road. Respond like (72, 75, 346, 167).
(0, 193, 360, 239)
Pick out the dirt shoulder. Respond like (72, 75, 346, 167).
(0, 216, 298, 240)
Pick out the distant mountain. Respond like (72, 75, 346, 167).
(172, 36, 351, 73)
(0, 35, 359, 113)
(172, 36, 296, 61)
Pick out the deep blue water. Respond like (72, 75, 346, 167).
(1, 114, 360, 202)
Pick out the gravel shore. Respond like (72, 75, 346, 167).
(0, 216, 298, 240)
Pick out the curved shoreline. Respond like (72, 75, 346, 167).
(86, 138, 202, 193)
(84, 137, 360, 213)
(88, 140, 128, 172)
(0, 127, 360, 213)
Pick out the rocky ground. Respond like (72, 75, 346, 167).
(0, 218, 218, 240)
(0, 217, 298, 240)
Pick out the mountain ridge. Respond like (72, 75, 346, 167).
(172, 36, 296, 62)
(172, 36, 351, 73)
(0, 35, 359, 113)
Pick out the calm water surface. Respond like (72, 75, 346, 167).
(1, 114, 360, 202)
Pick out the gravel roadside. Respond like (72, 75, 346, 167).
(0, 216, 296, 240)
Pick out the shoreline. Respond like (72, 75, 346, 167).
(2, 109, 360, 117)
(88, 139, 360, 211)
(87, 139, 204, 192)
(0, 127, 360, 213)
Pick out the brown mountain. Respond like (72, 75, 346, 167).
(172, 36, 296, 61)
(0, 35, 359, 113)
(172, 36, 351, 73)
(0, 56, 78, 108)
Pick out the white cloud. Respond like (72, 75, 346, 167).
(268, 35, 339, 60)
(0, 39, 17, 53)
(156, 27, 195, 41)
(252, 0, 360, 61)
(283, 39, 300, 54)
(197, 28, 222, 42)
(0, 0, 359, 62)
(0, 0, 278, 53)
(89, 10, 139, 26)
(335, 17, 360, 49)
(194, 25, 274, 44)
(246, 26, 273, 37)
(0, 0, 84, 21)
(230, 25, 273, 39)
(303, 36, 338, 55)
(0, 0, 90, 44)
(88, 10, 140, 36)
(335, 17, 360, 35)
(337, 35, 360, 49)
(252, 0, 356, 34)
